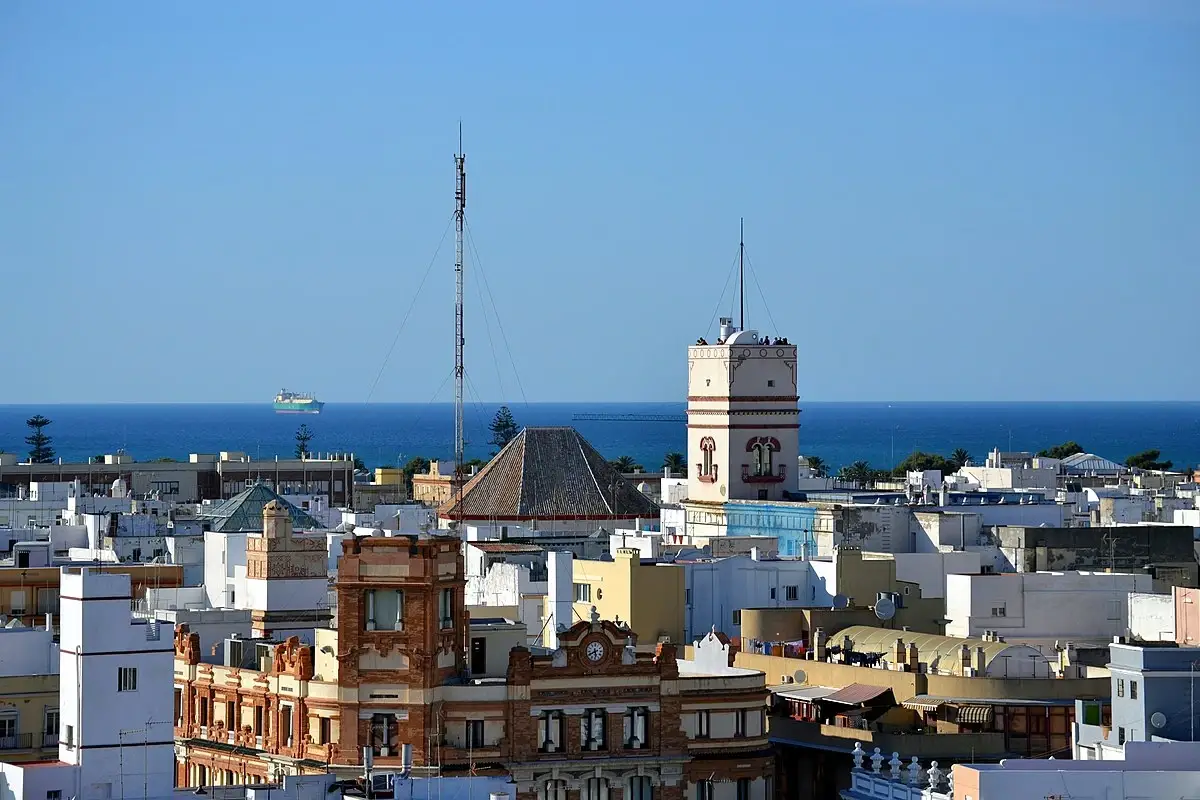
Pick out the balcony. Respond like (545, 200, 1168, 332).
(742, 464, 786, 484)
(696, 465, 719, 484)
(42, 733, 58, 749)
(0, 733, 34, 751)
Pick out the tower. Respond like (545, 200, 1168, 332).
(686, 227, 799, 506)
(59, 567, 175, 799)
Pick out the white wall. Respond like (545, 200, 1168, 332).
(682, 555, 832, 641)
(1127, 592, 1175, 642)
(946, 571, 1155, 654)
(892, 551, 982, 599)
(244, 576, 329, 614)
(0, 627, 58, 676)
(203, 530, 247, 608)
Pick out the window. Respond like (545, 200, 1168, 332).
(439, 588, 454, 629)
(624, 707, 648, 749)
(699, 437, 716, 479)
(117, 667, 138, 692)
(732, 610, 741, 625)
(319, 717, 332, 745)
(1118, 726, 1126, 745)
(767, 380, 775, 388)
(785, 585, 799, 601)
(541, 780, 567, 800)
(574, 583, 592, 603)
(538, 711, 564, 753)
(629, 777, 653, 800)
(991, 606, 1006, 617)
(47, 792, 63, 800)
(734, 709, 747, 738)
(37, 588, 59, 615)
(1117, 678, 1125, 698)
(254, 705, 264, 735)
(64, 725, 74, 748)
(769, 588, 776, 600)
(280, 705, 294, 746)
(582, 778, 609, 800)
(696, 710, 711, 739)
(0, 713, 16, 747)
(466, 720, 485, 749)
(695, 781, 714, 800)
(686, 589, 693, 604)
(44, 709, 59, 747)
(365, 589, 404, 631)
(581, 708, 607, 751)
(736, 779, 751, 800)
(1130, 681, 1138, 699)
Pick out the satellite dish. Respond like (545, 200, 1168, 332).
(793, 668, 807, 685)
(832, 594, 849, 609)
(874, 597, 897, 621)
(1151, 711, 1167, 729)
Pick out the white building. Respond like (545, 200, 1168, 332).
(945, 571, 1155, 654)
(54, 566, 175, 800)
(1127, 591, 1176, 642)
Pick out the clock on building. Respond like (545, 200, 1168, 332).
(585, 640, 607, 663)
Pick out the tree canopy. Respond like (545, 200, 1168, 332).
(1037, 441, 1084, 460)
(1126, 449, 1173, 471)
(892, 451, 958, 476)
(294, 424, 314, 459)
(488, 406, 520, 452)
(662, 452, 687, 476)
(610, 455, 643, 474)
(804, 455, 829, 478)
(25, 415, 54, 464)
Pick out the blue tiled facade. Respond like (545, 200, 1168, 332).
(724, 502, 817, 557)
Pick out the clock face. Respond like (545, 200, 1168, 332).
(585, 641, 606, 663)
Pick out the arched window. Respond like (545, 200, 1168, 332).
(539, 780, 567, 800)
(698, 437, 717, 482)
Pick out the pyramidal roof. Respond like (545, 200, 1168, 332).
(439, 427, 660, 521)
(201, 483, 321, 532)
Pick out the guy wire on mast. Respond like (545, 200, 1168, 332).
(453, 126, 467, 524)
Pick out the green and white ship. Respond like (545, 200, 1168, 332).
(273, 389, 324, 414)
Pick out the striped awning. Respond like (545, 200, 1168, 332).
(901, 697, 945, 713)
(956, 705, 993, 725)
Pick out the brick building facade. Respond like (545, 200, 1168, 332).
(173, 535, 773, 798)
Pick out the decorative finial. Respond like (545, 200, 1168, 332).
(906, 756, 921, 785)
(888, 752, 902, 780)
(851, 742, 865, 770)
(589, 605, 600, 623)
(870, 747, 884, 774)
(926, 761, 942, 787)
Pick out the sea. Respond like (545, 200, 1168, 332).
(1, 402, 1199, 474)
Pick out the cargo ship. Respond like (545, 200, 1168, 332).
(273, 390, 324, 414)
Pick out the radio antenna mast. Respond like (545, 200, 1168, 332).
(453, 125, 467, 519)
(738, 217, 745, 331)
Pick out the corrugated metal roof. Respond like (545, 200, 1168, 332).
(832, 625, 1039, 677)
(822, 683, 892, 705)
(768, 685, 837, 702)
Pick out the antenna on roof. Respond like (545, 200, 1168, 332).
(738, 217, 745, 331)
(453, 122, 467, 527)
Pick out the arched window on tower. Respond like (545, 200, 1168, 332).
(744, 438, 784, 484)
(698, 438, 717, 483)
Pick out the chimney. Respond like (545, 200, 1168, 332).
(974, 646, 986, 674)
(961, 644, 971, 669)
(894, 638, 907, 669)
(907, 642, 919, 669)
(814, 627, 828, 661)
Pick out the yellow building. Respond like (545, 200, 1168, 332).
(549, 548, 685, 648)
(0, 626, 60, 764)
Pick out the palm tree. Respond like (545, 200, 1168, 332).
(805, 455, 828, 478)
(839, 460, 874, 488)
(951, 448, 972, 469)
(662, 452, 687, 477)
(610, 455, 643, 474)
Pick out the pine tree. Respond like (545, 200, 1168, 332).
(488, 406, 519, 452)
(295, 424, 314, 459)
(25, 415, 55, 464)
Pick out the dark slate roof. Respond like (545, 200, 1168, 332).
(200, 483, 321, 532)
(440, 427, 660, 521)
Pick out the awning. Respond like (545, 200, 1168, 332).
(822, 683, 892, 705)
(956, 705, 993, 725)
(769, 685, 836, 702)
(901, 696, 945, 713)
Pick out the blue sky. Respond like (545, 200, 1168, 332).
(2, 1, 1197, 403)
